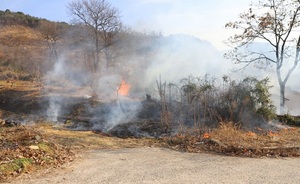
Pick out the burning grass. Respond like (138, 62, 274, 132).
(167, 122, 300, 157)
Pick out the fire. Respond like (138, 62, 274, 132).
(118, 79, 130, 96)
(268, 131, 278, 137)
(203, 133, 210, 139)
(246, 131, 256, 137)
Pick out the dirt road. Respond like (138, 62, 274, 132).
(7, 147, 300, 184)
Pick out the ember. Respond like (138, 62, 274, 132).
(118, 79, 130, 96)
(246, 131, 256, 137)
(203, 133, 210, 139)
(268, 131, 278, 137)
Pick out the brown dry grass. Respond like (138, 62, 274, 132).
(0, 26, 43, 46)
(210, 122, 300, 149)
(0, 80, 41, 91)
(166, 122, 300, 157)
(0, 125, 75, 181)
(37, 123, 163, 151)
(0, 123, 164, 182)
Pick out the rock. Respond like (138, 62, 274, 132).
(3, 120, 21, 127)
(29, 145, 39, 150)
(35, 135, 41, 141)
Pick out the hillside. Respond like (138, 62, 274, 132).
(0, 10, 72, 81)
(0, 9, 40, 28)
(0, 25, 46, 80)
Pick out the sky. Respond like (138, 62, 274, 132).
(0, 0, 251, 50)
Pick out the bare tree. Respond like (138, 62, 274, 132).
(225, 0, 300, 114)
(67, 0, 122, 72)
(39, 20, 65, 62)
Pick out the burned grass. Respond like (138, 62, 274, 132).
(37, 123, 164, 150)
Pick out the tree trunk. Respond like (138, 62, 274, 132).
(94, 30, 100, 72)
(279, 82, 285, 115)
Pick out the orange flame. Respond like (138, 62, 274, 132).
(246, 131, 256, 137)
(118, 79, 130, 96)
(203, 133, 210, 139)
(268, 131, 278, 137)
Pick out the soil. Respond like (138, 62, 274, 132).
(6, 147, 300, 184)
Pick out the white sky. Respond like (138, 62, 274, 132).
(0, 0, 252, 50)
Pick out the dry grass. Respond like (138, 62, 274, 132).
(165, 122, 300, 157)
(210, 122, 300, 149)
(0, 26, 43, 46)
(0, 125, 75, 181)
(0, 123, 164, 182)
(37, 123, 163, 151)
(0, 80, 41, 91)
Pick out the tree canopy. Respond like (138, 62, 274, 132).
(225, 0, 300, 114)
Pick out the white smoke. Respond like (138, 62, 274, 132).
(46, 96, 61, 122)
(43, 31, 300, 130)
(90, 99, 141, 131)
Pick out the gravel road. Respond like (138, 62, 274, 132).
(7, 147, 300, 184)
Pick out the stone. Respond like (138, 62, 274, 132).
(29, 145, 39, 150)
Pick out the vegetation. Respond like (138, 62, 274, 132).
(67, 0, 123, 71)
(278, 114, 300, 126)
(0, 8, 157, 85)
(0, 126, 75, 180)
(0, 2, 300, 182)
(225, 0, 300, 114)
(0, 9, 41, 28)
(0, 2, 299, 184)
(169, 122, 300, 157)
(0, 122, 164, 181)
(156, 75, 277, 132)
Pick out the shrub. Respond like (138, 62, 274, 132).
(278, 114, 300, 126)
(155, 75, 276, 130)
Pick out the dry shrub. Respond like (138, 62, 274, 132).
(164, 122, 300, 157)
(211, 122, 300, 148)
(210, 122, 264, 148)
(206, 122, 300, 157)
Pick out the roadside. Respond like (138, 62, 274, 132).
(6, 147, 300, 184)
(0, 123, 163, 182)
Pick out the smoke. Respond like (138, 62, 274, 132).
(44, 55, 92, 122)
(143, 34, 230, 85)
(41, 33, 248, 127)
(44, 53, 141, 130)
(46, 96, 61, 122)
(120, 34, 233, 100)
(43, 30, 300, 132)
(89, 99, 141, 131)
(45, 57, 65, 122)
